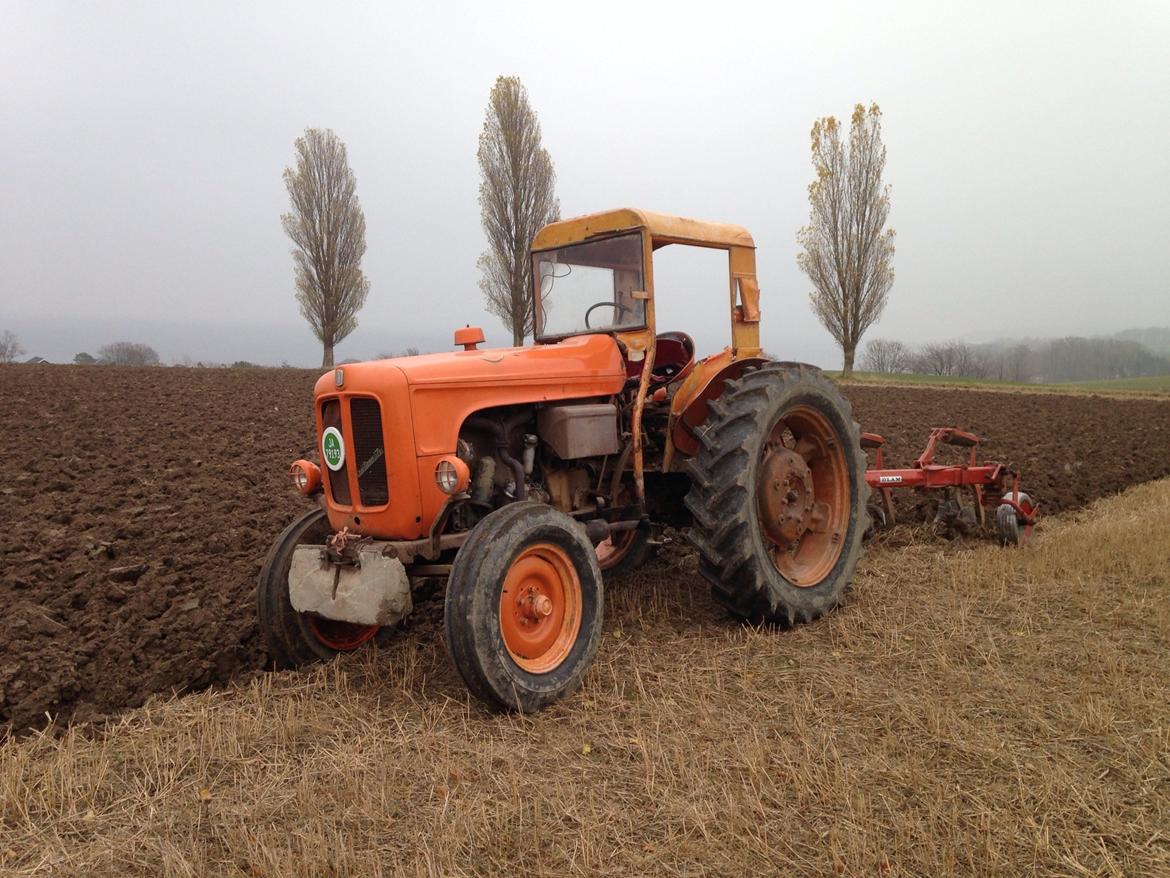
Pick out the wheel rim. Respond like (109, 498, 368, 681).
(595, 528, 636, 570)
(499, 542, 583, 674)
(305, 616, 380, 651)
(756, 404, 850, 587)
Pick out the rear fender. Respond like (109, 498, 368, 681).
(668, 350, 772, 458)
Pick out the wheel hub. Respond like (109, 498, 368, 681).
(519, 587, 554, 622)
(499, 543, 583, 674)
(758, 447, 815, 546)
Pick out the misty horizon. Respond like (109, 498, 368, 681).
(2, 2, 1168, 369)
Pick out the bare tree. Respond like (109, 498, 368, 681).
(1040, 336, 1170, 382)
(477, 76, 559, 346)
(98, 341, 160, 366)
(913, 343, 954, 376)
(911, 341, 984, 378)
(282, 128, 369, 369)
(797, 103, 896, 376)
(951, 341, 986, 378)
(0, 330, 24, 364)
(985, 344, 1033, 382)
(1003, 344, 1033, 382)
(860, 338, 909, 373)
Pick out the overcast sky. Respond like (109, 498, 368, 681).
(2, 1, 1168, 367)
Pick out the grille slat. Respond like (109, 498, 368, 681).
(320, 399, 351, 505)
(350, 398, 389, 506)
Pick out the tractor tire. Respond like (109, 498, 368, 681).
(445, 502, 604, 712)
(257, 507, 384, 668)
(996, 492, 1031, 546)
(595, 520, 657, 580)
(995, 503, 1020, 546)
(684, 363, 868, 625)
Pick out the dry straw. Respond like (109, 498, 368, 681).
(3, 480, 1169, 876)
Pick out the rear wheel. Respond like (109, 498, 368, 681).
(257, 508, 382, 668)
(445, 502, 603, 712)
(685, 363, 868, 625)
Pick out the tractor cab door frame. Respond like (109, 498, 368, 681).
(617, 235, 766, 499)
(613, 231, 658, 505)
(654, 240, 764, 472)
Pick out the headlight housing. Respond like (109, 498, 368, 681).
(289, 459, 323, 496)
(434, 456, 470, 494)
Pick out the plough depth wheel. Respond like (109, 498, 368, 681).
(996, 491, 1034, 546)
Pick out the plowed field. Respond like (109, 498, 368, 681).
(2, 364, 1168, 732)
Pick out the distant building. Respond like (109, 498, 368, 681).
(24, 356, 50, 365)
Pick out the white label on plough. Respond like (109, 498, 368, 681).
(878, 475, 903, 484)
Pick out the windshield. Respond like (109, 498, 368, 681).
(533, 232, 645, 339)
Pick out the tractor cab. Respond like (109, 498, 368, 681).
(528, 208, 769, 468)
(530, 208, 761, 400)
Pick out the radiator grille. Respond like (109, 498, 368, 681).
(350, 398, 389, 506)
(320, 398, 351, 505)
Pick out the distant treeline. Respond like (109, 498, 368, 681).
(862, 334, 1170, 383)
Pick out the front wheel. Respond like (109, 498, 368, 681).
(444, 502, 604, 712)
(257, 508, 383, 668)
(684, 363, 868, 625)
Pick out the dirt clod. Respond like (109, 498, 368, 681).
(108, 563, 149, 582)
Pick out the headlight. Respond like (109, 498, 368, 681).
(289, 459, 322, 496)
(434, 457, 470, 494)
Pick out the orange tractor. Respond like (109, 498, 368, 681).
(259, 209, 869, 711)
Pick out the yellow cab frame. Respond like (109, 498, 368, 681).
(530, 208, 766, 505)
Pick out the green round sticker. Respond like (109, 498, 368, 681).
(322, 426, 345, 471)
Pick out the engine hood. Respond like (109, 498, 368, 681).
(310, 333, 630, 540)
(379, 334, 626, 388)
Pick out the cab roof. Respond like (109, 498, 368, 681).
(530, 208, 755, 252)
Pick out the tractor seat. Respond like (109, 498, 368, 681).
(625, 331, 696, 388)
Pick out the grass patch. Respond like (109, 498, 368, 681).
(832, 370, 1170, 397)
(2, 482, 1169, 876)
(1061, 374, 1170, 393)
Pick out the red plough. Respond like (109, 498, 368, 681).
(862, 427, 1038, 545)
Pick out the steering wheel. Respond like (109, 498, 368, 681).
(585, 300, 630, 329)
